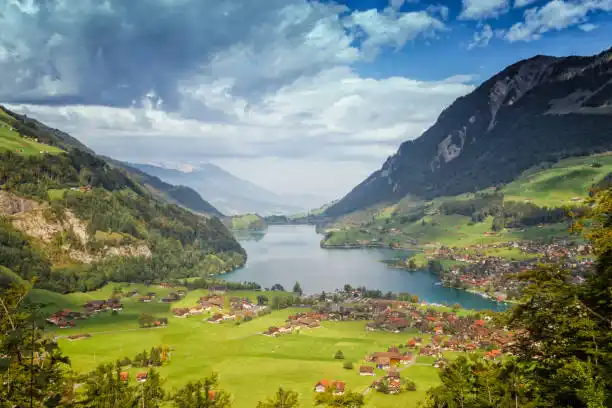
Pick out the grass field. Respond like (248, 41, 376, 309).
(502, 153, 612, 207)
(28, 284, 454, 407)
(0, 110, 63, 156)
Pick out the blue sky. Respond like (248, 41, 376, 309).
(0, 0, 610, 201)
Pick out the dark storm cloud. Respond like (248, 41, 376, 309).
(0, 0, 351, 109)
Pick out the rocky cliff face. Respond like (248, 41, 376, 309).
(326, 48, 612, 216)
(4, 191, 151, 264)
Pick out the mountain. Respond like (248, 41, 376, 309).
(106, 160, 223, 217)
(130, 162, 322, 216)
(326, 48, 612, 217)
(0, 105, 245, 293)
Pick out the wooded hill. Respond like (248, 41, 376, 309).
(0, 105, 245, 293)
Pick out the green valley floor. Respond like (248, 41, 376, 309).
(30, 284, 459, 407)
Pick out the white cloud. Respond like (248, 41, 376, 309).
(0, 0, 464, 197)
(426, 4, 451, 20)
(5, 69, 473, 196)
(468, 24, 494, 49)
(579, 22, 599, 31)
(345, 8, 446, 57)
(506, 0, 612, 42)
(459, 0, 510, 20)
(514, 0, 539, 7)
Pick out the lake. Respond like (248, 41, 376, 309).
(223, 225, 505, 311)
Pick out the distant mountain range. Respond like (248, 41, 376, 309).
(326, 47, 612, 217)
(130, 162, 325, 216)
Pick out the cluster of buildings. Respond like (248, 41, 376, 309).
(45, 310, 84, 328)
(84, 298, 124, 313)
(262, 312, 325, 336)
(314, 379, 345, 395)
(430, 240, 594, 298)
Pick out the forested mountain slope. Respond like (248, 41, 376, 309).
(0, 106, 245, 293)
(326, 47, 612, 217)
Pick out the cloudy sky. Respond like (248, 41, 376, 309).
(1, 0, 611, 202)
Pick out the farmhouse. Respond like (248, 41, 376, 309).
(314, 379, 330, 393)
(120, 372, 129, 382)
(359, 366, 375, 376)
(332, 381, 345, 396)
(136, 372, 148, 383)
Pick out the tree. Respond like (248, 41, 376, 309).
(410, 294, 419, 304)
(343, 284, 352, 293)
(334, 350, 344, 360)
(79, 363, 139, 407)
(408, 259, 417, 269)
(319, 291, 326, 301)
(172, 373, 231, 408)
(256, 387, 300, 408)
(271, 284, 285, 291)
(314, 390, 364, 407)
(423, 189, 612, 408)
(292, 281, 303, 296)
(0, 281, 70, 407)
(343, 361, 354, 370)
(257, 295, 269, 306)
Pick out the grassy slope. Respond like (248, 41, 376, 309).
(0, 110, 63, 155)
(227, 214, 265, 230)
(324, 154, 612, 252)
(29, 284, 458, 408)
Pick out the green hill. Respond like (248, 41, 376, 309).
(322, 153, 612, 249)
(0, 106, 245, 294)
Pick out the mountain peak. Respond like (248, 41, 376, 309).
(325, 49, 612, 217)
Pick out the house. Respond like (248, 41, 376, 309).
(332, 381, 345, 396)
(376, 357, 390, 370)
(172, 308, 190, 318)
(386, 368, 400, 379)
(136, 372, 148, 383)
(189, 305, 203, 315)
(138, 296, 152, 303)
(359, 366, 375, 376)
(314, 379, 330, 393)
(208, 313, 224, 324)
(120, 372, 129, 382)
(208, 390, 217, 401)
(388, 379, 402, 394)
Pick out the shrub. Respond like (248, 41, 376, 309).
(334, 350, 344, 360)
(343, 361, 354, 370)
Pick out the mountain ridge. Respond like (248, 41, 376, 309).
(325, 47, 612, 217)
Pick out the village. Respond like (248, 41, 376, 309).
(425, 240, 595, 300)
(42, 281, 518, 402)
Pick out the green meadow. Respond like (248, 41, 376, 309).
(29, 284, 455, 407)
(0, 110, 63, 156)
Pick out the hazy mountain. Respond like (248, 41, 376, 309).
(130, 162, 324, 216)
(326, 47, 612, 217)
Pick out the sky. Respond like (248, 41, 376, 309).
(1, 0, 611, 203)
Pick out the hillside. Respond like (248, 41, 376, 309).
(0, 106, 245, 293)
(131, 162, 323, 216)
(109, 160, 223, 217)
(322, 153, 612, 249)
(222, 213, 267, 231)
(326, 48, 612, 217)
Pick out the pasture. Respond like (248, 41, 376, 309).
(29, 284, 454, 407)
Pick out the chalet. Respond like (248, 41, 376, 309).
(146, 292, 157, 298)
(386, 368, 400, 379)
(208, 313, 224, 324)
(314, 379, 330, 393)
(264, 326, 280, 336)
(400, 354, 412, 365)
(359, 366, 375, 376)
(388, 379, 402, 394)
(85, 300, 107, 312)
(485, 349, 503, 361)
(136, 372, 148, 383)
(138, 296, 153, 303)
(172, 308, 190, 318)
(120, 372, 129, 382)
(370, 351, 402, 365)
(107, 299, 123, 311)
(332, 381, 345, 396)
(376, 357, 390, 370)
(159, 283, 173, 288)
(387, 346, 399, 353)
(189, 305, 203, 315)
